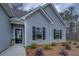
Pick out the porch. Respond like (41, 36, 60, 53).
(0, 44, 26, 56)
(10, 18, 25, 45)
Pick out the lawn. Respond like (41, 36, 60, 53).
(26, 40, 79, 56)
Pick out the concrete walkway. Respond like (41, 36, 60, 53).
(0, 44, 26, 56)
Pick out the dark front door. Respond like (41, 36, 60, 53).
(15, 29, 22, 43)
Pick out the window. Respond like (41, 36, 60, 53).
(54, 29, 62, 39)
(32, 26, 45, 40)
(36, 27, 43, 39)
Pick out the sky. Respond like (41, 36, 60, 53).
(21, 3, 73, 12)
(17, 3, 79, 14)
(9, 3, 79, 15)
(18, 3, 45, 11)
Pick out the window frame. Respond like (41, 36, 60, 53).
(32, 26, 46, 40)
(54, 29, 62, 39)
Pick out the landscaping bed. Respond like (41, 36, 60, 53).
(26, 41, 79, 56)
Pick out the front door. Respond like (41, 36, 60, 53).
(15, 29, 22, 43)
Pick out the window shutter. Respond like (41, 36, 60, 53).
(60, 30, 62, 39)
(43, 27, 45, 40)
(32, 26, 35, 40)
(54, 29, 56, 39)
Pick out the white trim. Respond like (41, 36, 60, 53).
(20, 3, 66, 27)
(24, 21, 27, 46)
(40, 8, 54, 24)
(20, 4, 50, 19)
(41, 3, 50, 8)
(50, 4, 66, 27)
(21, 7, 41, 19)
(13, 27, 23, 44)
(20, 4, 51, 20)
(10, 18, 24, 25)
(21, 7, 54, 25)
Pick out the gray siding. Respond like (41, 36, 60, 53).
(24, 4, 66, 46)
(44, 5, 66, 43)
(0, 6, 11, 53)
(25, 11, 50, 45)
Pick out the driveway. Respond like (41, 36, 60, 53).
(0, 44, 26, 56)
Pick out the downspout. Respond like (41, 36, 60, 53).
(49, 23, 51, 44)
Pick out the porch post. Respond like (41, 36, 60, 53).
(24, 21, 27, 47)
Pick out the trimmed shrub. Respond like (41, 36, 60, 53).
(75, 45, 79, 48)
(59, 48, 69, 56)
(26, 46, 31, 48)
(35, 48, 44, 56)
(65, 44, 71, 50)
(73, 42, 77, 45)
(30, 43, 37, 49)
(10, 39, 15, 46)
(44, 44, 52, 50)
(68, 41, 72, 44)
(62, 42, 68, 46)
(51, 43, 56, 46)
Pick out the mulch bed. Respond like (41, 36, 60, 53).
(26, 43, 79, 56)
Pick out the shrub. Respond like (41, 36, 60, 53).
(59, 48, 69, 56)
(51, 43, 56, 46)
(73, 42, 77, 45)
(65, 44, 71, 50)
(44, 44, 52, 50)
(68, 41, 72, 44)
(30, 43, 37, 49)
(26, 46, 31, 48)
(35, 48, 44, 56)
(62, 42, 68, 46)
(10, 39, 15, 46)
(75, 45, 79, 48)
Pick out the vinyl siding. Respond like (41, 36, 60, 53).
(25, 11, 50, 46)
(43, 5, 66, 43)
(0, 6, 11, 53)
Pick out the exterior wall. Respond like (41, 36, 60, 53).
(43, 5, 66, 43)
(25, 4, 66, 46)
(0, 6, 11, 53)
(25, 11, 50, 46)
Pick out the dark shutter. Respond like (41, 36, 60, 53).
(60, 30, 62, 39)
(43, 27, 45, 40)
(54, 29, 56, 39)
(32, 26, 35, 40)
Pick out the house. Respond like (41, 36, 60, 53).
(0, 3, 66, 53)
(0, 3, 13, 53)
(20, 3, 66, 46)
(0, 3, 28, 53)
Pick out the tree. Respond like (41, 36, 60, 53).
(73, 15, 79, 40)
(60, 6, 79, 40)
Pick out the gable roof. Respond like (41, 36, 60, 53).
(21, 4, 54, 24)
(11, 8, 29, 18)
(0, 3, 14, 17)
(49, 4, 66, 27)
(21, 3, 66, 27)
